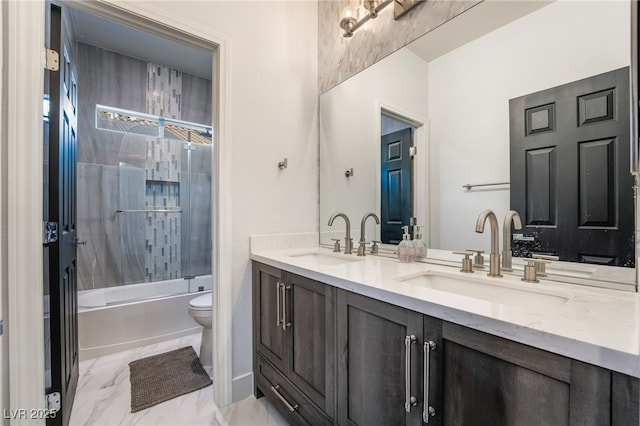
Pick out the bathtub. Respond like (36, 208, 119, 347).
(78, 275, 212, 360)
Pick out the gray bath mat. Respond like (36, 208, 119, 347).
(129, 346, 212, 412)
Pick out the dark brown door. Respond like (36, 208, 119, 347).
(510, 67, 634, 267)
(337, 290, 423, 426)
(253, 263, 287, 373)
(381, 128, 413, 244)
(442, 323, 611, 426)
(47, 4, 79, 425)
(285, 273, 335, 417)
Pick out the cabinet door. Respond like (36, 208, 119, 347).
(337, 290, 423, 426)
(442, 323, 611, 426)
(253, 262, 287, 373)
(612, 371, 639, 425)
(286, 273, 335, 418)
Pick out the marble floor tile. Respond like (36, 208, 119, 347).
(70, 333, 289, 426)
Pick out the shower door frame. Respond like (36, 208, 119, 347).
(5, 0, 234, 413)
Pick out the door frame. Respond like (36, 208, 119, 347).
(374, 101, 429, 246)
(4, 0, 234, 416)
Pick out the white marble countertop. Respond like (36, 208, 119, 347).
(250, 235, 640, 378)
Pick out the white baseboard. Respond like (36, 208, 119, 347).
(231, 372, 254, 403)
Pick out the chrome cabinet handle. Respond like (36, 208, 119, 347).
(405, 335, 417, 412)
(423, 341, 437, 423)
(270, 385, 298, 412)
(276, 282, 282, 327)
(280, 284, 285, 330)
(282, 285, 291, 331)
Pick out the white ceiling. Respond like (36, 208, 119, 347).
(67, 7, 213, 80)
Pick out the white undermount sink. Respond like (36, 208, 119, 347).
(398, 271, 572, 310)
(288, 252, 363, 266)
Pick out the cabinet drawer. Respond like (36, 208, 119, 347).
(256, 355, 332, 426)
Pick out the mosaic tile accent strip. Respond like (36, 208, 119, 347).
(318, 0, 480, 93)
(145, 137, 182, 182)
(145, 64, 185, 281)
(147, 62, 182, 119)
(144, 137, 183, 281)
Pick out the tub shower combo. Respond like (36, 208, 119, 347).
(77, 105, 213, 359)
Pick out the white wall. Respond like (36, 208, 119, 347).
(427, 0, 630, 252)
(320, 48, 428, 243)
(106, 0, 319, 401)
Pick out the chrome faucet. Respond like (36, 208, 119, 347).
(328, 213, 353, 254)
(502, 210, 522, 270)
(475, 209, 502, 277)
(358, 212, 380, 256)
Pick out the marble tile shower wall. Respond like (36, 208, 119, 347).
(181, 74, 212, 126)
(76, 43, 212, 291)
(318, 0, 479, 93)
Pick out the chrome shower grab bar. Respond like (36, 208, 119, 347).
(462, 182, 510, 190)
(115, 209, 183, 213)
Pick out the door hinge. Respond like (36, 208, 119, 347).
(45, 392, 61, 414)
(44, 48, 59, 71)
(43, 222, 58, 244)
(409, 146, 417, 157)
(0, 320, 3, 336)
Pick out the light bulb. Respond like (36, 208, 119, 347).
(340, 6, 358, 37)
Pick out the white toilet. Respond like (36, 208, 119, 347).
(188, 292, 212, 368)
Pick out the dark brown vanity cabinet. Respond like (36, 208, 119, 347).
(441, 323, 639, 426)
(334, 293, 639, 426)
(252, 262, 335, 424)
(252, 262, 639, 426)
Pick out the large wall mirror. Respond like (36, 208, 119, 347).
(319, 0, 637, 290)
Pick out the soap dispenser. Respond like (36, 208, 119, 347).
(398, 226, 416, 263)
(413, 225, 426, 259)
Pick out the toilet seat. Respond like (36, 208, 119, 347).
(189, 293, 212, 311)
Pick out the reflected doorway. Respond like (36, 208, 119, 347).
(380, 114, 415, 244)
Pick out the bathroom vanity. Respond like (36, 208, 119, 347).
(251, 246, 640, 426)
(266, 1, 640, 424)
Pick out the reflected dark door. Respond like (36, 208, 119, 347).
(510, 67, 634, 267)
(381, 128, 413, 244)
(47, 4, 79, 425)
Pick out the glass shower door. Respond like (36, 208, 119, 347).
(101, 106, 212, 304)
(183, 142, 212, 292)
(114, 133, 188, 304)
